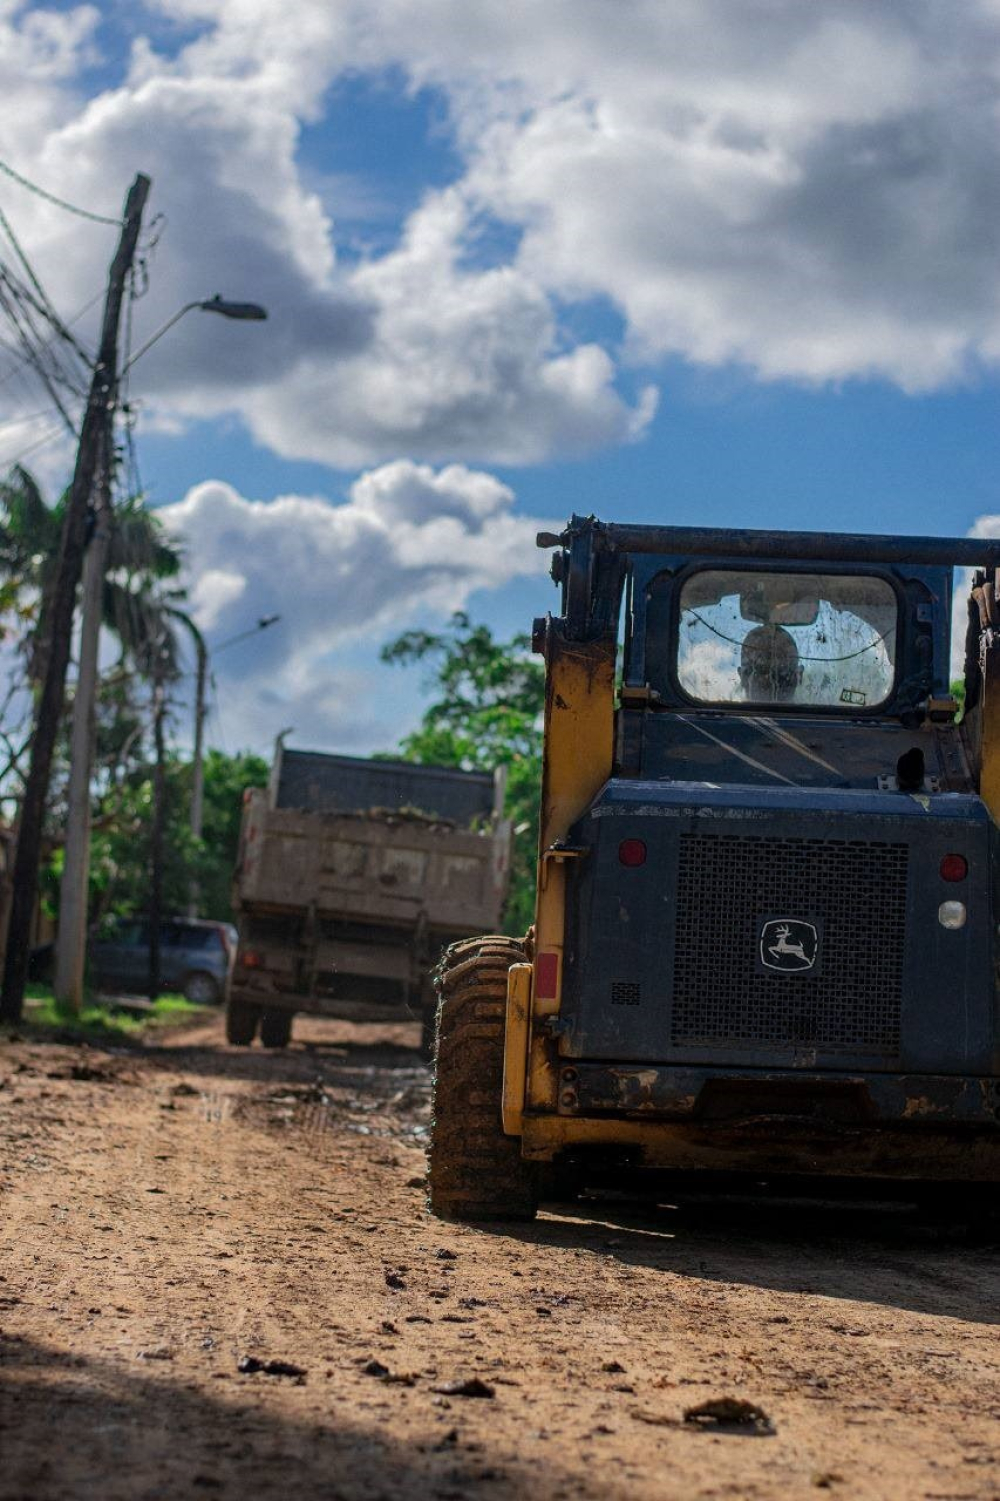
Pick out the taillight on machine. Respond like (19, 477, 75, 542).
(618, 838, 647, 867)
(535, 951, 559, 999)
(939, 854, 967, 882)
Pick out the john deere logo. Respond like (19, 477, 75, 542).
(759, 918, 819, 974)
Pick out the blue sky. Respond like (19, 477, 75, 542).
(1, 2, 998, 754)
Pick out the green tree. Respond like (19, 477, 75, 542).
(86, 747, 268, 926)
(196, 749, 270, 917)
(0, 469, 182, 682)
(381, 612, 544, 933)
(0, 465, 65, 685)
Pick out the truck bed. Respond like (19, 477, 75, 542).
(237, 793, 509, 935)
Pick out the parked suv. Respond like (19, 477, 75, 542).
(92, 917, 234, 1003)
(32, 917, 235, 1003)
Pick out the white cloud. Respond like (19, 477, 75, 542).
(188, 566, 245, 631)
(0, 7, 650, 470)
(148, 0, 1000, 391)
(235, 187, 654, 466)
(159, 459, 556, 748)
(7, 0, 999, 478)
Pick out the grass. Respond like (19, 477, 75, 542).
(16, 983, 207, 1043)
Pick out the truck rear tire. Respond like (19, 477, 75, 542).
(260, 1010, 293, 1048)
(429, 935, 538, 1222)
(226, 998, 260, 1045)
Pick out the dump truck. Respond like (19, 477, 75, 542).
(227, 746, 511, 1050)
(428, 516, 1000, 1220)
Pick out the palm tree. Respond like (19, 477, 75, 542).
(102, 490, 185, 675)
(0, 465, 65, 685)
(0, 467, 185, 689)
(1, 459, 191, 901)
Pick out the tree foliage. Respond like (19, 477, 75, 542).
(0, 467, 189, 813)
(72, 748, 269, 927)
(381, 612, 543, 933)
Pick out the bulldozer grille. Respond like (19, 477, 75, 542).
(671, 833, 908, 1055)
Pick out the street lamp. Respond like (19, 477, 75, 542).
(122, 294, 269, 373)
(53, 294, 269, 1011)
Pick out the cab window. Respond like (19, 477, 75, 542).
(674, 569, 897, 710)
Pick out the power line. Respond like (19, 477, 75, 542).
(0, 275, 77, 433)
(0, 205, 95, 435)
(0, 263, 92, 394)
(0, 284, 102, 395)
(0, 156, 125, 227)
(0, 205, 93, 367)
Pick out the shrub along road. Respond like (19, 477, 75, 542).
(0, 1014, 997, 1500)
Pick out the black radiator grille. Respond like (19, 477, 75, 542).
(671, 834, 908, 1054)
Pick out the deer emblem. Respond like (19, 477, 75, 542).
(759, 918, 819, 973)
(767, 923, 807, 964)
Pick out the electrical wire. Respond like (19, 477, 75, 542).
(0, 272, 91, 397)
(0, 205, 96, 437)
(0, 276, 77, 432)
(0, 205, 93, 367)
(0, 285, 102, 395)
(0, 156, 125, 227)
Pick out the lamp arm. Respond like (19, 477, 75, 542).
(120, 301, 203, 375)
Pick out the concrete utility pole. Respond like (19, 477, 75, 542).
(52, 431, 113, 1009)
(148, 654, 168, 1001)
(0, 172, 151, 1023)
(186, 622, 207, 919)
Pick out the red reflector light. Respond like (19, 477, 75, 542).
(940, 854, 967, 882)
(535, 951, 559, 999)
(241, 949, 262, 969)
(618, 838, 647, 867)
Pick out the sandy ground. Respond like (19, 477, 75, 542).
(0, 1012, 997, 1501)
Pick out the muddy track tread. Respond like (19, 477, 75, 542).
(437, 956, 518, 994)
(429, 936, 537, 1223)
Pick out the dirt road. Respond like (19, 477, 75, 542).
(1, 1014, 997, 1501)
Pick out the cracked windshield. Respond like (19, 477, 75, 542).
(677, 570, 897, 709)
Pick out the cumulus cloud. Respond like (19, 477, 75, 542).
(237, 188, 654, 466)
(0, 4, 650, 470)
(151, 0, 1000, 392)
(6, 0, 1000, 478)
(158, 459, 556, 747)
